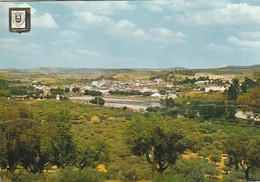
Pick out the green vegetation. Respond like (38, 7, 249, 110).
(72, 87, 80, 93)
(50, 88, 65, 95)
(84, 90, 102, 96)
(125, 115, 194, 174)
(0, 68, 259, 181)
(224, 135, 260, 180)
(109, 90, 152, 97)
(113, 71, 153, 81)
(0, 99, 259, 181)
(90, 97, 105, 106)
(174, 157, 220, 181)
(201, 65, 260, 75)
(227, 78, 239, 100)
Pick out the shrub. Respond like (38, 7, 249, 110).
(49, 167, 105, 182)
(222, 170, 245, 182)
(1, 170, 46, 182)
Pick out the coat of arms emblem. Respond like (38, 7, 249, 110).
(12, 11, 26, 28)
(9, 8, 31, 33)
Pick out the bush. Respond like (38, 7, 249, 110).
(1, 168, 105, 182)
(222, 170, 245, 182)
(50, 167, 105, 182)
(250, 167, 260, 181)
(174, 157, 220, 182)
(1, 170, 46, 182)
(108, 158, 150, 181)
(84, 90, 102, 96)
(90, 97, 105, 106)
(151, 173, 187, 182)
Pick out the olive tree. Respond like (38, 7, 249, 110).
(125, 115, 194, 174)
(224, 135, 260, 180)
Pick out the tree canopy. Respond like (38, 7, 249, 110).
(125, 115, 194, 173)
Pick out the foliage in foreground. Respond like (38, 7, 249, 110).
(125, 115, 195, 173)
(0, 100, 260, 181)
(1, 167, 105, 182)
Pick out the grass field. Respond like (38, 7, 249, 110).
(113, 71, 153, 81)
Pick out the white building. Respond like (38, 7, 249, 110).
(205, 86, 227, 92)
(168, 93, 177, 99)
(92, 80, 105, 87)
(195, 80, 209, 84)
(151, 93, 162, 98)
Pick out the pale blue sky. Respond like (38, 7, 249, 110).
(1, 0, 260, 69)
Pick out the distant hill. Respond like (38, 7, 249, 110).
(0, 67, 135, 75)
(26, 67, 103, 74)
(1, 65, 259, 76)
(197, 65, 260, 74)
(0, 67, 186, 75)
(165, 67, 188, 71)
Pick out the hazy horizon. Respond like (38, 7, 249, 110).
(1, 64, 260, 71)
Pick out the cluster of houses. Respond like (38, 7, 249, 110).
(194, 80, 229, 92)
(32, 79, 176, 98)
(31, 77, 231, 100)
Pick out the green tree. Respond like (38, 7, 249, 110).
(0, 119, 23, 171)
(77, 146, 95, 169)
(125, 115, 193, 174)
(77, 139, 109, 169)
(224, 135, 260, 180)
(237, 87, 260, 108)
(0, 119, 57, 173)
(0, 122, 8, 170)
(174, 157, 220, 182)
(225, 106, 236, 120)
(9, 86, 29, 95)
(72, 87, 80, 93)
(18, 123, 57, 173)
(227, 78, 239, 100)
(90, 97, 105, 106)
(51, 123, 76, 168)
(210, 149, 222, 164)
(164, 97, 175, 108)
(50, 88, 65, 95)
(64, 88, 70, 93)
(84, 90, 102, 96)
(241, 77, 257, 93)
